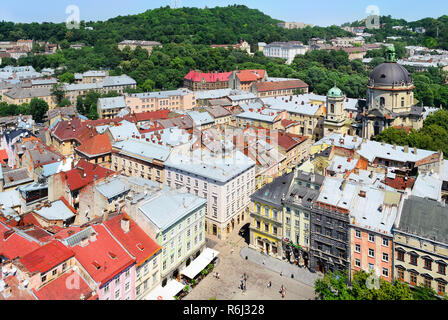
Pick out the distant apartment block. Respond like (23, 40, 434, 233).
(2, 87, 57, 109)
(250, 79, 309, 98)
(63, 75, 137, 105)
(125, 89, 196, 113)
(263, 41, 309, 64)
(277, 22, 313, 29)
(210, 40, 252, 55)
(229, 69, 267, 91)
(118, 40, 162, 54)
(184, 70, 233, 91)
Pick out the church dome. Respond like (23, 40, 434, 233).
(368, 62, 413, 87)
(327, 86, 343, 98)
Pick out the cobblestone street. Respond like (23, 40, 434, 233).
(184, 221, 319, 300)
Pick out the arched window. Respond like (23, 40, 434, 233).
(330, 104, 335, 114)
(379, 97, 385, 107)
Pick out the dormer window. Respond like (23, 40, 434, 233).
(92, 261, 101, 270)
(108, 252, 117, 259)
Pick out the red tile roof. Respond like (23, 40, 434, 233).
(50, 226, 83, 241)
(104, 213, 161, 267)
(254, 80, 309, 92)
(128, 110, 171, 123)
(33, 270, 93, 300)
(0, 275, 36, 300)
(384, 176, 416, 191)
(51, 119, 97, 145)
(281, 119, 299, 128)
(75, 134, 112, 157)
(236, 69, 266, 82)
(20, 241, 74, 274)
(63, 159, 115, 191)
(0, 222, 40, 260)
(277, 133, 308, 151)
(0, 149, 8, 164)
(70, 224, 134, 285)
(184, 70, 232, 83)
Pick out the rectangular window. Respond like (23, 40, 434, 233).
(382, 268, 389, 278)
(264, 224, 269, 232)
(368, 234, 375, 243)
(397, 251, 404, 262)
(397, 269, 404, 281)
(355, 259, 361, 267)
(438, 282, 446, 295)
(368, 248, 375, 257)
(115, 290, 120, 299)
(355, 229, 361, 238)
(355, 244, 361, 253)
(410, 272, 417, 286)
(382, 253, 389, 262)
(424, 277, 431, 288)
(382, 238, 389, 247)
(410, 255, 418, 266)
(424, 259, 432, 271)
(438, 263, 446, 275)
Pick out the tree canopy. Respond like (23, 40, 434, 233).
(314, 270, 443, 300)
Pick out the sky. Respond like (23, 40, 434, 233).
(1, 0, 447, 26)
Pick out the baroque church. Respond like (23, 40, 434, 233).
(361, 46, 425, 139)
(322, 46, 425, 140)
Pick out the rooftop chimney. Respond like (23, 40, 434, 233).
(404, 145, 409, 153)
(121, 218, 130, 233)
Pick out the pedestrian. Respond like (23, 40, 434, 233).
(267, 281, 271, 288)
(280, 271, 283, 277)
(231, 248, 234, 255)
(217, 273, 220, 280)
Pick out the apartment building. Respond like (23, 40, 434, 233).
(184, 70, 232, 91)
(262, 95, 325, 140)
(64, 75, 137, 105)
(118, 40, 162, 54)
(283, 171, 324, 267)
(97, 96, 127, 119)
(229, 69, 267, 91)
(2, 87, 57, 109)
(263, 42, 309, 64)
(124, 185, 207, 286)
(251, 80, 309, 98)
(310, 178, 353, 274)
(250, 172, 294, 260)
(111, 138, 171, 184)
(125, 89, 196, 113)
(393, 196, 448, 297)
(164, 149, 256, 241)
(349, 186, 401, 282)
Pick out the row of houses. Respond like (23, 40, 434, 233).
(249, 133, 448, 296)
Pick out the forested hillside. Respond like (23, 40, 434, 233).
(0, 5, 350, 46)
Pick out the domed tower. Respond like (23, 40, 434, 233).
(367, 46, 414, 113)
(362, 46, 423, 139)
(324, 86, 349, 136)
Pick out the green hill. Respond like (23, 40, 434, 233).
(0, 5, 350, 46)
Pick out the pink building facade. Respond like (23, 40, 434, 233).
(125, 89, 196, 113)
